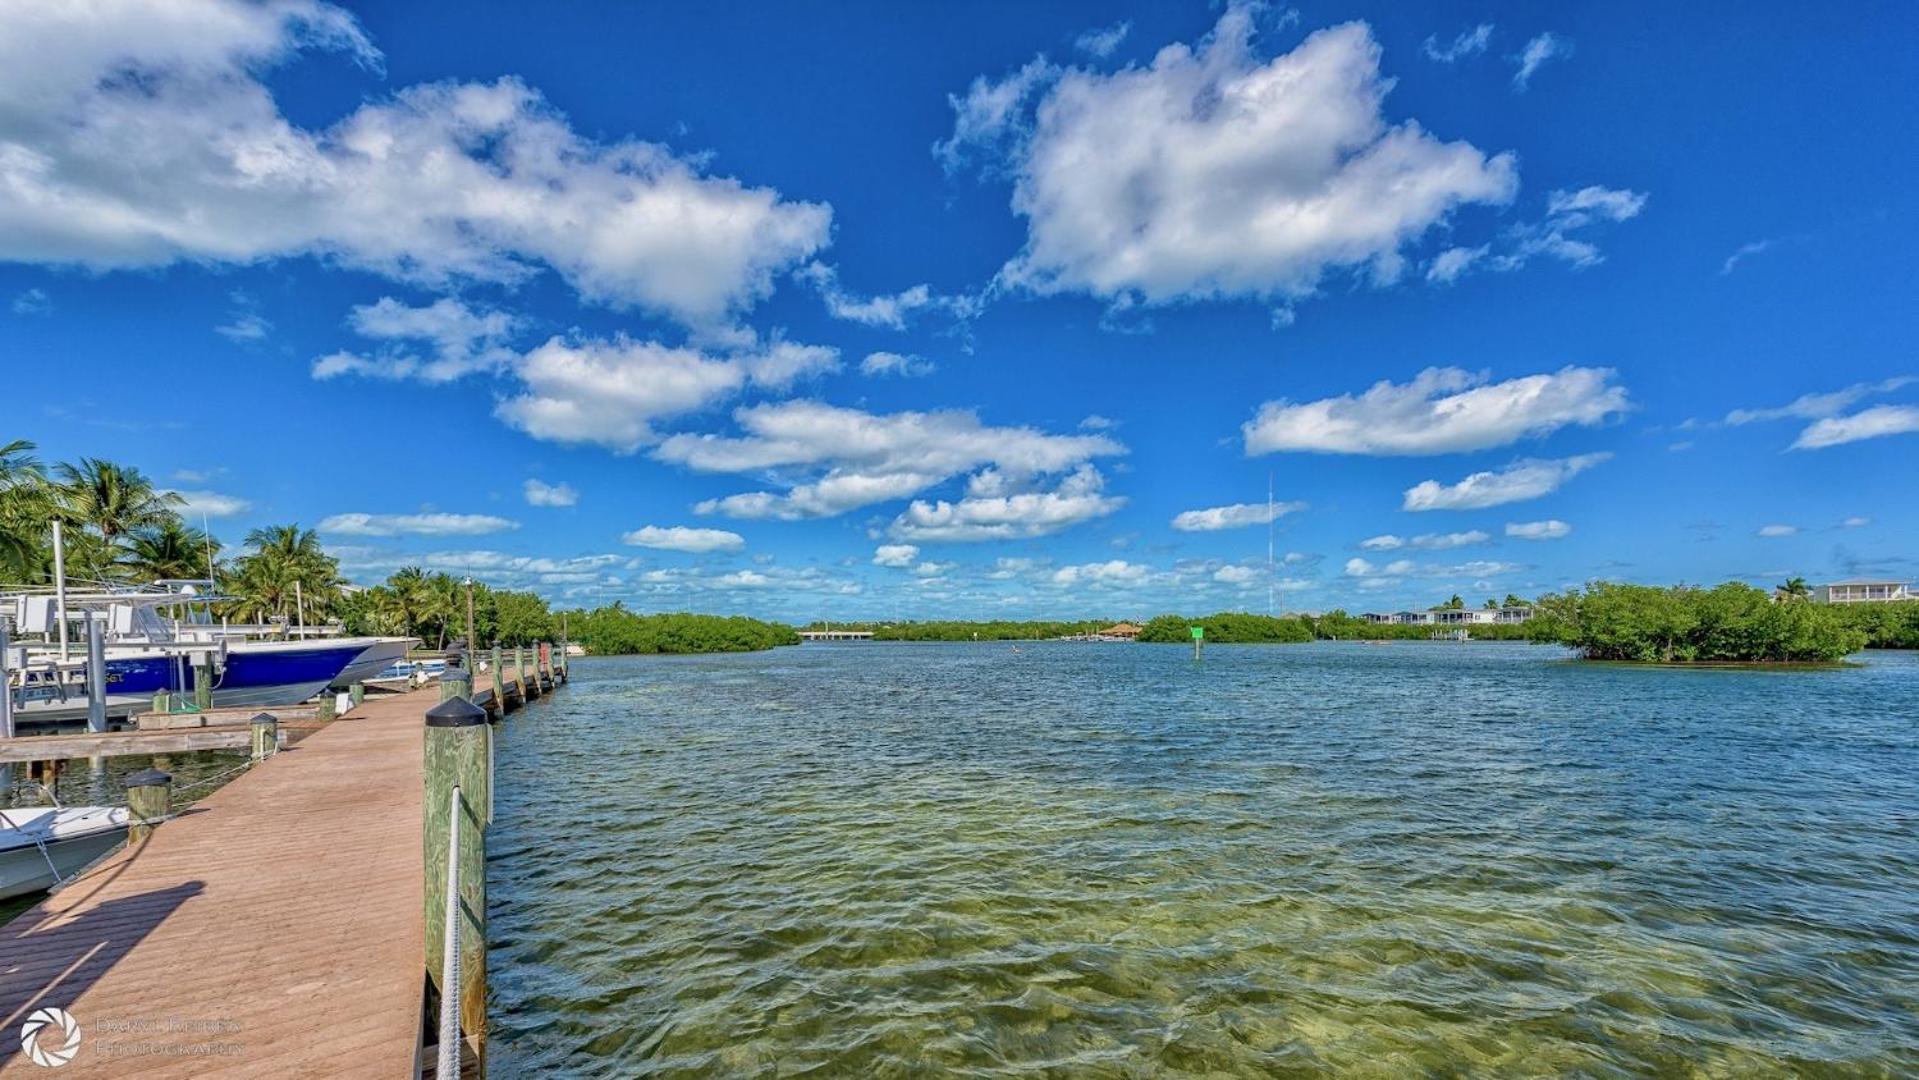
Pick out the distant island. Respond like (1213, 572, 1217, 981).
(804, 581, 1918, 664)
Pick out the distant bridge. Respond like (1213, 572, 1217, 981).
(798, 630, 875, 641)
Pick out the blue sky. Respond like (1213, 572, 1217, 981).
(3, 0, 1913, 621)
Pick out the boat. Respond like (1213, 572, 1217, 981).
(4, 588, 390, 726)
(362, 655, 447, 692)
(329, 637, 418, 691)
(0, 796, 130, 900)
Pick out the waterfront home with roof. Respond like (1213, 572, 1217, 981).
(1813, 579, 1913, 604)
(1434, 609, 1496, 625)
(1364, 607, 1531, 626)
(1100, 622, 1144, 640)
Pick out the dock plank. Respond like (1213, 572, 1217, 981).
(0, 687, 440, 1078)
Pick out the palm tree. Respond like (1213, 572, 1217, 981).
(0, 439, 51, 582)
(55, 459, 182, 575)
(126, 520, 220, 583)
(220, 524, 342, 623)
(381, 567, 433, 637)
(1776, 577, 1811, 602)
(426, 573, 465, 649)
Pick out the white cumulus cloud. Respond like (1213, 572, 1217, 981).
(1505, 519, 1571, 540)
(522, 479, 578, 507)
(872, 544, 920, 568)
(1423, 24, 1493, 63)
(661, 401, 1124, 523)
(1245, 366, 1626, 456)
(0, 0, 830, 327)
(1359, 531, 1488, 550)
(162, 489, 251, 518)
(1403, 453, 1609, 511)
(1511, 32, 1572, 91)
(890, 464, 1124, 542)
(1076, 21, 1132, 58)
(1170, 500, 1305, 532)
(860, 351, 935, 378)
(312, 296, 520, 382)
(942, 11, 1519, 310)
(1721, 378, 1919, 452)
(797, 262, 973, 329)
(319, 512, 520, 537)
(491, 335, 836, 453)
(1050, 559, 1149, 586)
(621, 525, 746, 553)
(1791, 405, 1919, 450)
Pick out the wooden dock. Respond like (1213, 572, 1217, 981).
(0, 665, 552, 1078)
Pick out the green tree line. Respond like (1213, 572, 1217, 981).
(337, 569, 558, 648)
(1138, 612, 1313, 643)
(1528, 582, 1866, 662)
(865, 620, 1117, 641)
(1828, 600, 1919, 648)
(565, 604, 798, 653)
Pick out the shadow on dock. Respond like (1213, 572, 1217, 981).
(0, 876, 204, 1064)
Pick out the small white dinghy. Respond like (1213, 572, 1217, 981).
(0, 798, 130, 901)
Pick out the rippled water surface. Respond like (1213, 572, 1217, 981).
(489, 643, 1919, 1077)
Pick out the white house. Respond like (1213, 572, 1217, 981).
(1813, 579, 1913, 604)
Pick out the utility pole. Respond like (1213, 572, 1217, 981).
(52, 519, 70, 659)
(463, 577, 478, 656)
(1267, 472, 1276, 617)
(294, 578, 305, 635)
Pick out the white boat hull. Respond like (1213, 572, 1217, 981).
(330, 638, 418, 691)
(0, 807, 130, 900)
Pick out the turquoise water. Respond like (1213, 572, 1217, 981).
(487, 643, 1919, 1077)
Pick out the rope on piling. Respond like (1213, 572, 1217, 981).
(169, 760, 254, 795)
(436, 783, 463, 1080)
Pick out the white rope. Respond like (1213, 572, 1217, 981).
(170, 760, 253, 795)
(436, 783, 463, 1080)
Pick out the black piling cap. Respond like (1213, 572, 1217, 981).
(125, 767, 172, 788)
(425, 696, 487, 728)
(249, 712, 277, 726)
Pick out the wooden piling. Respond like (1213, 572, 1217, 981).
(193, 657, 214, 711)
(440, 662, 472, 704)
(0, 620, 13, 740)
(85, 615, 108, 733)
(350, 681, 366, 707)
(125, 766, 172, 843)
(423, 696, 489, 1071)
(518, 645, 538, 699)
(249, 711, 278, 760)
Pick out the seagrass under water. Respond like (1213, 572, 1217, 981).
(487, 642, 1919, 1077)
